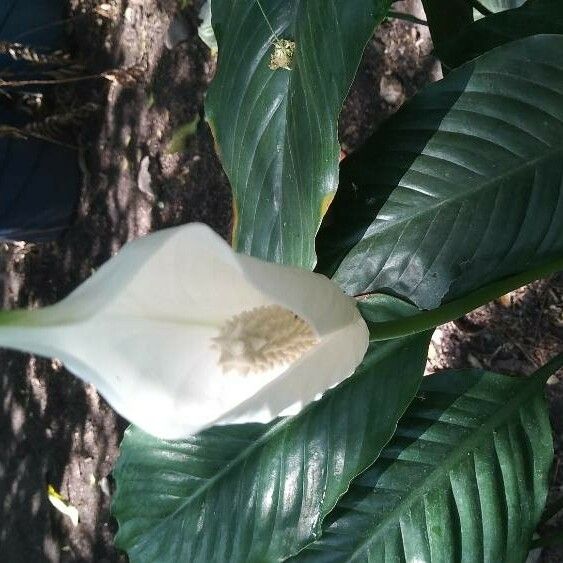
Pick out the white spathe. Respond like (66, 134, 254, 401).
(198, 1, 217, 53)
(0, 224, 368, 439)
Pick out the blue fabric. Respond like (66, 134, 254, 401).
(0, 0, 67, 46)
(0, 0, 80, 242)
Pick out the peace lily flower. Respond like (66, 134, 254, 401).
(0, 224, 368, 439)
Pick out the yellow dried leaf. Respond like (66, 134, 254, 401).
(47, 485, 79, 527)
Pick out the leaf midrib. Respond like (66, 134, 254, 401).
(238, 0, 309, 263)
(342, 373, 545, 562)
(136, 338, 408, 541)
(359, 142, 563, 245)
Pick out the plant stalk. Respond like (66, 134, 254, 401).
(0, 306, 76, 360)
(466, 0, 493, 17)
(367, 258, 563, 341)
(532, 351, 563, 385)
(387, 11, 428, 27)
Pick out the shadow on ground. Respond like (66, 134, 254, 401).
(2, 0, 560, 562)
(0, 0, 230, 560)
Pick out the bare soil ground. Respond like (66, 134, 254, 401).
(0, 1, 561, 561)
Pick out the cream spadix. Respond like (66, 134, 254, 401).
(0, 224, 368, 439)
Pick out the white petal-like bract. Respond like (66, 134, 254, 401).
(198, 1, 217, 53)
(0, 224, 368, 438)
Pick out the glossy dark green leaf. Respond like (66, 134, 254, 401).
(423, 0, 527, 64)
(205, 0, 391, 268)
(112, 309, 430, 562)
(317, 35, 563, 309)
(361, 256, 563, 342)
(420, 0, 473, 49)
(295, 362, 558, 562)
(479, 0, 526, 12)
(442, 0, 563, 69)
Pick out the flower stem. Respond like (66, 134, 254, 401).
(466, 0, 493, 17)
(0, 307, 38, 326)
(387, 11, 428, 26)
(367, 258, 563, 341)
(533, 350, 563, 386)
(0, 307, 65, 359)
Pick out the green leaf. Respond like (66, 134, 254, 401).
(364, 256, 563, 341)
(420, 0, 473, 49)
(442, 0, 563, 69)
(530, 529, 563, 550)
(205, 0, 391, 268)
(317, 35, 563, 309)
(294, 359, 561, 561)
(478, 0, 526, 14)
(112, 313, 431, 562)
